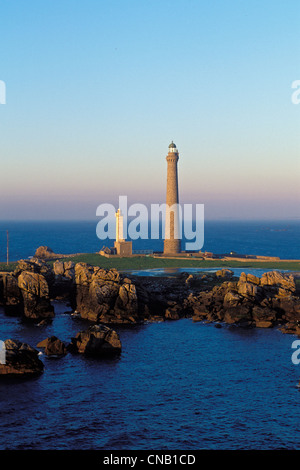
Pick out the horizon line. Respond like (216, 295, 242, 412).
(0, 218, 299, 223)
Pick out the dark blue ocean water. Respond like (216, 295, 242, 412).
(0, 220, 300, 450)
(0, 220, 299, 262)
(0, 303, 300, 450)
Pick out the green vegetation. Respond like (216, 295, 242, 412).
(49, 254, 300, 272)
(0, 262, 17, 272)
(1, 254, 299, 273)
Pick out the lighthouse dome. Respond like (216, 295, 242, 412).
(168, 141, 176, 149)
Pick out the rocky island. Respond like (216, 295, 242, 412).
(0, 256, 299, 376)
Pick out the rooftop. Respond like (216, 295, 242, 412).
(168, 141, 176, 149)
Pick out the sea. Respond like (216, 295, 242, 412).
(0, 219, 299, 262)
(0, 220, 300, 450)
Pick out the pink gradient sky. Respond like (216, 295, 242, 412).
(0, 1, 299, 220)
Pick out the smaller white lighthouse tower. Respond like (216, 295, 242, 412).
(114, 208, 132, 256)
(115, 209, 125, 242)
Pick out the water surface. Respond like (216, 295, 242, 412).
(0, 302, 299, 450)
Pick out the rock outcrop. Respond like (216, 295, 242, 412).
(74, 263, 139, 323)
(260, 271, 295, 293)
(14, 258, 54, 285)
(1, 260, 300, 335)
(17, 271, 54, 320)
(0, 272, 23, 314)
(2, 260, 142, 324)
(34, 246, 59, 260)
(165, 301, 181, 320)
(53, 260, 75, 280)
(52, 260, 76, 300)
(215, 269, 234, 279)
(0, 259, 55, 320)
(37, 336, 67, 356)
(188, 271, 300, 329)
(0, 339, 44, 376)
(34, 246, 54, 259)
(70, 324, 122, 357)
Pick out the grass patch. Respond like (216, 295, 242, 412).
(47, 253, 300, 272)
(1, 254, 299, 273)
(0, 262, 17, 272)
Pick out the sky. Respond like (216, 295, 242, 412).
(0, 0, 299, 220)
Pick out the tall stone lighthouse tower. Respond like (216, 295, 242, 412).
(163, 141, 181, 254)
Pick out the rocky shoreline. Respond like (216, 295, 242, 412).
(0, 257, 299, 376)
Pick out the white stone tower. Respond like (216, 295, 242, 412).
(115, 209, 124, 242)
(114, 208, 132, 256)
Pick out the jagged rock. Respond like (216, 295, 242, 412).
(18, 271, 49, 297)
(192, 310, 209, 322)
(114, 282, 138, 317)
(273, 296, 300, 322)
(216, 269, 234, 279)
(238, 282, 260, 298)
(34, 246, 54, 259)
(74, 263, 95, 286)
(37, 336, 67, 356)
(260, 271, 295, 293)
(53, 260, 75, 280)
(93, 267, 121, 284)
(0, 272, 23, 314)
(3, 260, 300, 334)
(223, 291, 242, 308)
(17, 271, 54, 320)
(279, 322, 300, 335)
(246, 274, 260, 285)
(52, 260, 76, 300)
(165, 303, 181, 320)
(0, 339, 44, 376)
(223, 305, 252, 324)
(188, 291, 212, 321)
(70, 324, 121, 357)
(252, 305, 277, 324)
(186, 271, 299, 329)
(14, 259, 37, 275)
(238, 272, 260, 285)
(1, 265, 55, 318)
(74, 263, 139, 323)
(277, 287, 292, 298)
(61, 261, 75, 278)
(76, 281, 119, 322)
(14, 258, 54, 285)
(53, 260, 66, 276)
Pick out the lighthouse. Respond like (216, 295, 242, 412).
(114, 208, 132, 256)
(163, 141, 181, 254)
(115, 209, 125, 242)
